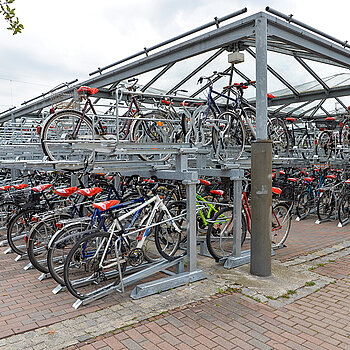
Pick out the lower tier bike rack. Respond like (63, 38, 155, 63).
(72, 257, 206, 309)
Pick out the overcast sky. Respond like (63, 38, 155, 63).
(1, 0, 350, 113)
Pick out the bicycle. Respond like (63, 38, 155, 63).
(41, 80, 174, 162)
(63, 183, 186, 299)
(285, 117, 316, 159)
(206, 181, 291, 262)
(296, 168, 330, 220)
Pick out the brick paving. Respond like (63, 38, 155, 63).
(67, 254, 350, 350)
(0, 217, 349, 349)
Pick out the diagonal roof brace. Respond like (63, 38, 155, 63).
(309, 99, 326, 118)
(246, 47, 300, 97)
(294, 54, 330, 93)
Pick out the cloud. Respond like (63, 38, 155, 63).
(1, 0, 350, 112)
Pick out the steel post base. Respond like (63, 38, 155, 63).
(223, 249, 275, 269)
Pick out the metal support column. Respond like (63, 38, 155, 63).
(250, 15, 272, 277)
(185, 180, 198, 272)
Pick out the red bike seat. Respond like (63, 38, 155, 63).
(326, 174, 336, 179)
(32, 184, 52, 193)
(345, 179, 350, 184)
(272, 187, 282, 195)
(77, 86, 99, 95)
(55, 186, 78, 197)
(325, 117, 335, 121)
(287, 178, 297, 183)
(279, 170, 285, 175)
(286, 117, 296, 122)
(210, 190, 224, 196)
(199, 179, 211, 186)
(0, 185, 11, 191)
(92, 199, 120, 211)
(304, 177, 313, 182)
(13, 184, 28, 190)
(77, 187, 102, 197)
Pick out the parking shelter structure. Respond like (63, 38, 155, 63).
(1, 7, 350, 304)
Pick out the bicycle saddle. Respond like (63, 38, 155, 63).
(31, 184, 52, 193)
(92, 199, 120, 211)
(77, 86, 99, 95)
(77, 187, 102, 197)
(55, 186, 78, 197)
(13, 184, 28, 190)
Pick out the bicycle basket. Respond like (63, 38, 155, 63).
(50, 91, 80, 111)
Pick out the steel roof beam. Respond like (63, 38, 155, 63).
(299, 101, 323, 118)
(320, 106, 331, 116)
(286, 100, 314, 116)
(267, 15, 350, 68)
(141, 63, 176, 92)
(293, 55, 330, 92)
(246, 47, 300, 97)
(268, 84, 350, 106)
(1, 15, 256, 122)
(335, 97, 348, 112)
(309, 99, 326, 118)
(167, 48, 225, 95)
(242, 39, 350, 68)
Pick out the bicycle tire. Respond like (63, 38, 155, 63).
(296, 190, 313, 219)
(315, 131, 333, 159)
(64, 231, 127, 300)
(130, 111, 173, 162)
(27, 213, 71, 273)
(0, 201, 20, 237)
(271, 202, 291, 248)
(47, 221, 92, 285)
(299, 134, 314, 159)
(340, 119, 350, 160)
(211, 111, 245, 161)
(268, 117, 290, 157)
(316, 189, 336, 222)
(206, 207, 247, 262)
(41, 109, 95, 162)
(154, 201, 187, 261)
(7, 207, 43, 256)
(338, 193, 350, 225)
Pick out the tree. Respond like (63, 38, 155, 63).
(0, 0, 23, 34)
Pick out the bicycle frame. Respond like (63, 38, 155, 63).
(81, 194, 182, 269)
(196, 193, 218, 227)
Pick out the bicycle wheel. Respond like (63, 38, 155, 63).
(154, 201, 187, 261)
(212, 111, 245, 161)
(296, 190, 313, 219)
(0, 201, 20, 238)
(338, 193, 350, 225)
(47, 221, 92, 285)
(7, 208, 43, 256)
(131, 111, 173, 162)
(271, 203, 291, 248)
(316, 189, 336, 221)
(268, 117, 290, 157)
(340, 119, 350, 160)
(64, 231, 126, 300)
(41, 109, 95, 161)
(299, 134, 314, 159)
(206, 207, 247, 262)
(316, 131, 333, 159)
(27, 213, 71, 273)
